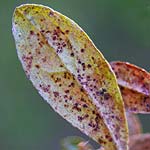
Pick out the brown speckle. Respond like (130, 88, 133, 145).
(80, 88, 84, 92)
(53, 92, 59, 97)
(65, 90, 69, 93)
(83, 104, 88, 108)
(35, 64, 40, 69)
(87, 64, 92, 68)
(49, 11, 54, 16)
(98, 138, 106, 144)
(81, 48, 85, 53)
(78, 116, 83, 122)
(65, 30, 69, 34)
(104, 93, 111, 100)
(39, 84, 50, 93)
(72, 103, 81, 112)
(41, 30, 45, 33)
(68, 82, 75, 87)
(52, 36, 57, 40)
(146, 104, 150, 109)
(70, 53, 74, 57)
(30, 30, 34, 35)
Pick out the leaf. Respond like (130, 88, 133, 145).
(61, 136, 85, 150)
(99, 112, 142, 150)
(126, 112, 142, 137)
(110, 61, 150, 113)
(100, 133, 150, 150)
(77, 141, 93, 150)
(12, 4, 128, 150)
(61, 136, 93, 150)
(129, 134, 150, 150)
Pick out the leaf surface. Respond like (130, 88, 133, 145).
(12, 4, 128, 150)
(129, 134, 150, 150)
(126, 112, 142, 136)
(110, 61, 150, 113)
(61, 136, 94, 150)
(98, 133, 150, 150)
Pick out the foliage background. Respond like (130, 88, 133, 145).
(0, 0, 150, 149)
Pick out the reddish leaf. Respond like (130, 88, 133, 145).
(110, 61, 150, 113)
(12, 4, 128, 150)
(129, 134, 150, 150)
(126, 112, 142, 136)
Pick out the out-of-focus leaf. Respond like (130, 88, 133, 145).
(126, 112, 142, 136)
(110, 61, 150, 113)
(61, 136, 93, 150)
(98, 148, 105, 150)
(12, 4, 128, 150)
(77, 141, 93, 150)
(129, 134, 150, 150)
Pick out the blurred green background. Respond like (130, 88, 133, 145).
(0, 0, 150, 149)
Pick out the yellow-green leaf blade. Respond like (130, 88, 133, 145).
(12, 4, 128, 150)
(12, 7, 115, 149)
(110, 61, 150, 113)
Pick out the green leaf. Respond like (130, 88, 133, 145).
(110, 61, 150, 113)
(61, 136, 93, 150)
(12, 4, 128, 150)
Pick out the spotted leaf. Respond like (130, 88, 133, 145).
(12, 4, 128, 150)
(111, 61, 150, 113)
(99, 134, 150, 150)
